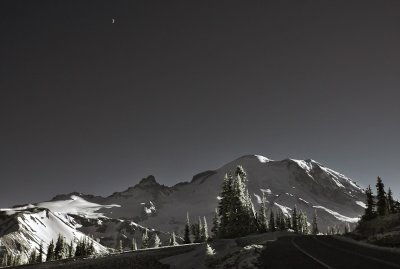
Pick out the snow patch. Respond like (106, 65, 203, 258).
(298, 198, 309, 204)
(274, 202, 292, 217)
(313, 206, 359, 223)
(355, 201, 367, 208)
(37, 195, 120, 219)
(261, 189, 272, 195)
(254, 193, 262, 204)
(291, 159, 314, 179)
(254, 155, 271, 163)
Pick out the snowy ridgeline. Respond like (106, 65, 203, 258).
(0, 154, 366, 265)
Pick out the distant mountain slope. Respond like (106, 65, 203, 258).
(47, 155, 365, 233)
(0, 154, 366, 262)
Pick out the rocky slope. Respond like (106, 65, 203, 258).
(0, 154, 366, 262)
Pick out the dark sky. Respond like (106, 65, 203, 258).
(1, 0, 400, 207)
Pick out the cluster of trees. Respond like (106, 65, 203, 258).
(326, 223, 351, 235)
(0, 234, 97, 267)
(362, 177, 400, 221)
(45, 234, 94, 262)
(212, 166, 258, 238)
(210, 166, 317, 239)
(140, 229, 162, 249)
(184, 213, 209, 243)
(121, 230, 178, 252)
(1, 253, 23, 267)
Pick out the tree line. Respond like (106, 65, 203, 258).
(362, 176, 400, 221)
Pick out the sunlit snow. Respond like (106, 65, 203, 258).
(313, 205, 359, 223)
(355, 201, 367, 208)
(37, 195, 120, 219)
(274, 202, 292, 217)
(254, 155, 271, 163)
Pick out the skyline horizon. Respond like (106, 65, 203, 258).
(1, 153, 397, 208)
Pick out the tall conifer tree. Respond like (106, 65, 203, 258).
(184, 212, 191, 244)
(376, 177, 388, 216)
(312, 210, 319, 235)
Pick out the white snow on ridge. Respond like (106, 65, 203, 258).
(355, 201, 367, 208)
(313, 205, 359, 223)
(274, 202, 292, 217)
(0, 204, 36, 215)
(37, 195, 120, 219)
(290, 159, 314, 179)
(298, 198, 309, 204)
(254, 155, 271, 163)
(319, 166, 345, 188)
(320, 166, 362, 191)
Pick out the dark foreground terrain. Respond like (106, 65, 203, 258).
(12, 244, 201, 269)
(260, 235, 400, 269)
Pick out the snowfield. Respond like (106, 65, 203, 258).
(37, 195, 120, 219)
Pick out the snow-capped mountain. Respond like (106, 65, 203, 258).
(83, 155, 365, 234)
(0, 155, 366, 262)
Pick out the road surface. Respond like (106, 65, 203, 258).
(259, 235, 400, 269)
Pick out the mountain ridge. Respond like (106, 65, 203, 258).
(0, 154, 366, 264)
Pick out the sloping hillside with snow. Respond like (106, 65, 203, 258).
(0, 207, 108, 263)
(47, 155, 365, 235)
(132, 155, 365, 234)
(0, 154, 366, 262)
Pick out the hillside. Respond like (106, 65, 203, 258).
(0, 154, 366, 263)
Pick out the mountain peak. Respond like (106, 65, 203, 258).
(138, 175, 159, 187)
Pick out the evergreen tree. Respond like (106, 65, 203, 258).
(387, 188, 395, 214)
(292, 205, 298, 233)
(89, 241, 95, 256)
(217, 173, 234, 238)
(54, 234, 66, 260)
(244, 189, 258, 234)
(344, 223, 350, 234)
(118, 239, 123, 253)
(132, 238, 138, 250)
(277, 211, 286, 230)
(28, 250, 37, 264)
(298, 210, 304, 233)
(297, 210, 309, 234)
(196, 216, 203, 242)
(285, 216, 292, 230)
(67, 241, 74, 258)
(46, 240, 55, 261)
(13, 255, 21, 266)
(142, 229, 150, 249)
(312, 210, 319, 235)
(363, 185, 376, 220)
(37, 242, 44, 263)
(184, 212, 191, 244)
(269, 211, 276, 232)
(257, 192, 268, 233)
(211, 208, 220, 238)
(152, 234, 161, 248)
(216, 167, 258, 238)
(169, 232, 178, 246)
(1, 252, 8, 267)
(191, 223, 201, 243)
(201, 216, 209, 242)
(376, 177, 388, 216)
(75, 239, 83, 257)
